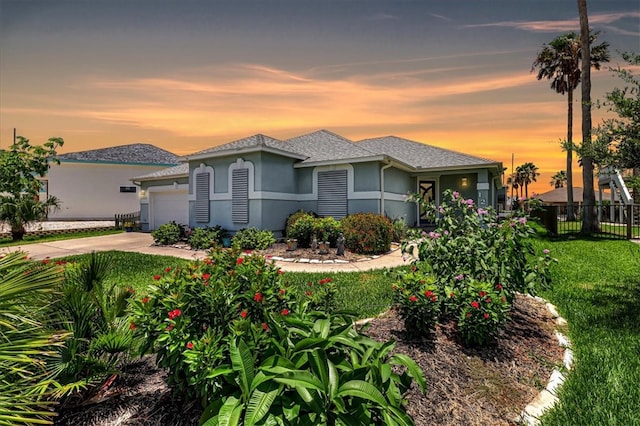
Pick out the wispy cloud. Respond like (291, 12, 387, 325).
(364, 13, 398, 21)
(429, 13, 452, 22)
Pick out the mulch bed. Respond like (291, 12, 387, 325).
(257, 242, 395, 263)
(55, 295, 563, 426)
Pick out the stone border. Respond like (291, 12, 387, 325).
(516, 296, 572, 425)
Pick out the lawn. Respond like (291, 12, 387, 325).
(0, 229, 122, 247)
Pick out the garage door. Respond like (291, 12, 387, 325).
(150, 190, 189, 230)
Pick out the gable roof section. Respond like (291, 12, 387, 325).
(357, 136, 500, 171)
(184, 134, 307, 161)
(56, 143, 179, 165)
(284, 130, 382, 166)
(131, 163, 189, 182)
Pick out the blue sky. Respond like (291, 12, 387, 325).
(1, 0, 638, 192)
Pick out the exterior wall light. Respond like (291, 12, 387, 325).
(461, 177, 468, 187)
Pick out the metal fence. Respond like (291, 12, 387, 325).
(532, 203, 640, 239)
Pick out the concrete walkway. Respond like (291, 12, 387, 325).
(0, 232, 407, 272)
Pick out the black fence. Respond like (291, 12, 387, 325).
(115, 211, 141, 231)
(532, 203, 640, 239)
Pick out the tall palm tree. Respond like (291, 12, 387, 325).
(516, 162, 540, 198)
(532, 31, 609, 220)
(550, 170, 567, 188)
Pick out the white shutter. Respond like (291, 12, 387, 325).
(195, 173, 210, 223)
(318, 170, 347, 219)
(232, 168, 249, 223)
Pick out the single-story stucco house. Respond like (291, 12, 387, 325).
(132, 130, 503, 233)
(43, 144, 179, 220)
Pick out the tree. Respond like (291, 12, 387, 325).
(577, 0, 599, 234)
(550, 170, 568, 188)
(532, 30, 609, 220)
(515, 162, 540, 198)
(0, 136, 64, 240)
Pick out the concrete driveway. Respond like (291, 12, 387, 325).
(1, 232, 407, 272)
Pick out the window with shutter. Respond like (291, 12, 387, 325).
(195, 172, 210, 223)
(232, 168, 249, 223)
(317, 170, 347, 219)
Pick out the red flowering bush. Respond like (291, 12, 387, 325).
(129, 246, 292, 400)
(456, 280, 510, 346)
(340, 212, 393, 255)
(392, 268, 441, 337)
(302, 277, 338, 313)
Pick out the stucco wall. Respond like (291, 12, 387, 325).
(353, 162, 379, 192)
(47, 162, 168, 220)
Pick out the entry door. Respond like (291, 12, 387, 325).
(419, 180, 435, 226)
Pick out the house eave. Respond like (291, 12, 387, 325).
(413, 162, 503, 174)
(131, 173, 190, 183)
(182, 146, 308, 162)
(294, 155, 386, 168)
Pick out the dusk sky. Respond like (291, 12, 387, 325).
(1, 0, 638, 194)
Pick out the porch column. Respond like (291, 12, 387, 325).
(476, 170, 489, 208)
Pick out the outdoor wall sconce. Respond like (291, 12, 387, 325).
(461, 177, 468, 187)
(139, 189, 146, 197)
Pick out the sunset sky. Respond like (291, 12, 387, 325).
(1, 0, 638, 195)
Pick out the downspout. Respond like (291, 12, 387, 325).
(491, 174, 501, 209)
(380, 161, 393, 215)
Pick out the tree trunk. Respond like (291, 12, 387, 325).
(578, 0, 599, 234)
(11, 226, 26, 241)
(566, 90, 575, 221)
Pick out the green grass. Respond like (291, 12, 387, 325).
(535, 237, 640, 426)
(0, 229, 122, 247)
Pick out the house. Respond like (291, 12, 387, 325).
(44, 144, 179, 220)
(132, 130, 503, 233)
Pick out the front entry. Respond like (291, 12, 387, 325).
(419, 180, 435, 227)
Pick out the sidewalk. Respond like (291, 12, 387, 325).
(0, 232, 407, 272)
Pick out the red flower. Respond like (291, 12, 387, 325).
(449, 292, 455, 298)
(253, 293, 263, 303)
(430, 295, 438, 302)
(141, 297, 150, 304)
(262, 322, 269, 331)
(236, 257, 244, 265)
(483, 313, 490, 319)
(165, 267, 172, 273)
(205, 259, 213, 265)
(278, 270, 284, 275)
(203, 273, 211, 280)
(478, 291, 487, 298)
(409, 295, 418, 302)
(281, 309, 289, 316)
(485, 298, 492, 303)
(168, 309, 182, 320)
(153, 274, 161, 281)
(425, 290, 434, 298)
(41, 259, 50, 265)
(470, 301, 480, 309)
(244, 250, 252, 254)
(305, 291, 313, 297)
(129, 322, 136, 330)
(240, 310, 248, 318)
(186, 342, 194, 349)
(495, 283, 503, 291)
(466, 312, 472, 318)
(279, 289, 286, 295)
(166, 323, 175, 331)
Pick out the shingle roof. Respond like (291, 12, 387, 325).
(537, 187, 583, 203)
(56, 143, 179, 165)
(357, 136, 498, 170)
(131, 163, 189, 182)
(187, 134, 303, 158)
(284, 130, 379, 164)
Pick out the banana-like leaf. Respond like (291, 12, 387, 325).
(307, 349, 329, 393)
(336, 380, 389, 408)
(389, 353, 427, 394)
(230, 338, 254, 398)
(244, 385, 278, 426)
(385, 404, 416, 426)
(327, 357, 339, 400)
(312, 318, 330, 338)
(273, 371, 324, 392)
(293, 337, 328, 352)
(217, 396, 242, 426)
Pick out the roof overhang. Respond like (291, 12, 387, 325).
(293, 155, 386, 168)
(131, 173, 189, 184)
(413, 162, 503, 174)
(182, 145, 308, 162)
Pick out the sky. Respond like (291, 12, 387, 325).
(1, 0, 638, 195)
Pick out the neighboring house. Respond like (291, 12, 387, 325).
(133, 130, 503, 233)
(44, 144, 179, 220)
(537, 187, 584, 205)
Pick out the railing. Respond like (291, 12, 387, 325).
(115, 211, 141, 231)
(531, 203, 640, 239)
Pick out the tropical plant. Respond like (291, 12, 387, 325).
(151, 221, 185, 245)
(0, 194, 61, 241)
(455, 280, 510, 347)
(550, 170, 567, 188)
(532, 31, 609, 221)
(189, 226, 226, 250)
(515, 162, 540, 199)
(0, 251, 68, 425)
(232, 227, 276, 250)
(391, 269, 440, 337)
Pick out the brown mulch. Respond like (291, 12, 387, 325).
(257, 242, 384, 263)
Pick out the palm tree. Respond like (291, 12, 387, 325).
(532, 31, 609, 220)
(0, 251, 69, 424)
(516, 162, 540, 198)
(550, 170, 567, 188)
(0, 194, 60, 241)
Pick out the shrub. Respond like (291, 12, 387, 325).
(285, 210, 316, 239)
(341, 213, 393, 255)
(456, 280, 510, 346)
(391, 217, 408, 242)
(286, 212, 316, 247)
(391, 268, 440, 337)
(188, 226, 227, 250)
(151, 221, 185, 245)
(313, 216, 341, 245)
(129, 247, 292, 401)
(232, 227, 275, 250)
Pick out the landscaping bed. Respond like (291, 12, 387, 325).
(55, 294, 562, 426)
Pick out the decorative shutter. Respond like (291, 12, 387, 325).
(195, 173, 210, 223)
(317, 170, 347, 219)
(232, 168, 249, 223)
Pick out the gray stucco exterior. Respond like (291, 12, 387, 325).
(134, 130, 503, 232)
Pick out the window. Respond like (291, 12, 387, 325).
(232, 168, 249, 223)
(120, 186, 137, 193)
(195, 172, 210, 223)
(317, 170, 347, 219)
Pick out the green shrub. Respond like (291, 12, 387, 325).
(188, 226, 227, 250)
(455, 280, 510, 346)
(286, 212, 316, 247)
(313, 216, 342, 245)
(285, 210, 316, 238)
(391, 267, 440, 337)
(151, 221, 185, 245)
(232, 227, 275, 250)
(391, 217, 408, 242)
(341, 213, 393, 255)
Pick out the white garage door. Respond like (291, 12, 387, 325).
(150, 190, 189, 230)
